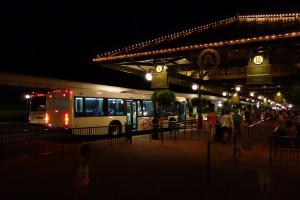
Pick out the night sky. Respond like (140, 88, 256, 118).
(1, 1, 299, 91)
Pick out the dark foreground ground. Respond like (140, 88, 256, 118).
(1, 124, 300, 200)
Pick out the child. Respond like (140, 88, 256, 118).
(73, 144, 95, 196)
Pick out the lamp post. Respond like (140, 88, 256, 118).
(192, 84, 203, 129)
(25, 94, 30, 112)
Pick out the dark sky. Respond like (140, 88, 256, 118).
(1, 1, 299, 91)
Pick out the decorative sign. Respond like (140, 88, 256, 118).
(151, 71, 169, 89)
(246, 58, 271, 85)
(231, 93, 240, 105)
(197, 49, 220, 70)
(274, 92, 284, 104)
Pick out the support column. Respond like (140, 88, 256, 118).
(197, 86, 203, 129)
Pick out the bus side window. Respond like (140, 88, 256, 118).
(137, 100, 142, 116)
(108, 109, 115, 115)
(93, 109, 99, 116)
(115, 99, 124, 115)
(108, 98, 124, 116)
(75, 97, 84, 117)
(98, 98, 104, 116)
(143, 100, 154, 117)
(84, 97, 103, 117)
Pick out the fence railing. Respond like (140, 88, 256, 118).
(149, 119, 200, 145)
(0, 124, 132, 164)
(270, 135, 300, 168)
(245, 117, 272, 145)
(245, 116, 300, 169)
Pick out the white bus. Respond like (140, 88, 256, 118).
(45, 88, 190, 134)
(28, 92, 47, 124)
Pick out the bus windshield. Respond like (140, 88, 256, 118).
(30, 96, 46, 111)
(29, 94, 47, 124)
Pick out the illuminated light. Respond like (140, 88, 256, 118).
(218, 102, 223, 107)
(235, 86, 241, 92)
(155, 65, 163, 73)
(253, 55, 264, 64)
(145, 73, 152, 81)
(45, 113, 49, 124)
(192, 84, 198, 90)
(64, 113, 69, 126)
(93, 14, 300, 62)
(222, 92, 227, 96)
(277, 92, 282, 96)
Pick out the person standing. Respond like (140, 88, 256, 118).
(207, 107, 218, 142)
(232, 109, 242, 136)
(220, 110, 234, 143)
(244, 108, 251, 127)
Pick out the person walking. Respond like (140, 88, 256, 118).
(73, 144, 96, 198)
(207, 107, 218, 142)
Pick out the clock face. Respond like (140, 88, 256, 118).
(253, 55, 264, 65)
(156, 65, 163, 72)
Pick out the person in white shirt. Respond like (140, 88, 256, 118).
(220, 110, 234, 143)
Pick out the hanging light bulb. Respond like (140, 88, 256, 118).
(145, 73, 152, 81)
(192, 84, 198, 90)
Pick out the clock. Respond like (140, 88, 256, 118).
(253, 55, 264, 65)
(155, 65, 163, 73)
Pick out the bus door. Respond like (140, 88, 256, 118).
(126, 100, 138, 131)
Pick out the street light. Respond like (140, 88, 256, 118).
(145, 72, 152, 81)
(192, 84, 198, 91)
(145, 68, 153, 81)
(192, 84, 202, 129)
(25, 94, 30, 111)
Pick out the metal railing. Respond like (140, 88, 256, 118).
(149, 119, 200, 145)
(245, 117, 272, 145)
(270, 134, 300, 168)
(0, 124, 132, 164)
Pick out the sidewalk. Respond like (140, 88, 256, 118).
(1, 123, 300, 200)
